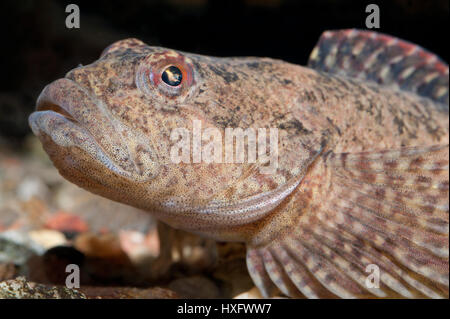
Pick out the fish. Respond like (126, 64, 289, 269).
(28, 29, 449, 298)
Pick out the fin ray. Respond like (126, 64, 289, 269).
(308, 29, 449, 105)
(315, 219, 447, 298)
(246, 144, 449, 298)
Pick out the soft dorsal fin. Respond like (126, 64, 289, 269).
(308, 29, 449, 105)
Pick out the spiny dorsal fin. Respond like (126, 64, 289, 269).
(308, 29, 449, 106)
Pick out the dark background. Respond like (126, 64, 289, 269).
(0, 0, 448, 142)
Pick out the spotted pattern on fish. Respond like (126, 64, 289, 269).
(29, 30, 448, 298)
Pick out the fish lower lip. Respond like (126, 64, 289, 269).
(30, 78, 160, 181)
(29, 78, 107, 162)
(28, 110, 132, 180)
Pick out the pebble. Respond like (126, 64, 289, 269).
(16, 176, 49, 202)
(28, 229, 67, 250)
(0, 276, 85, 299)
(233, 286, 263, 299)
(0, 230, 45, 265)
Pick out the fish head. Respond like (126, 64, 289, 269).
(29, 38, 325, 232)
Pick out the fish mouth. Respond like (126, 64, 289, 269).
(29, 78, 159, 181)
(31, 78, 101, 129)
(35, 90, 79, 123)
(29, 78, 104, 149)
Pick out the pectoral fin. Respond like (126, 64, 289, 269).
(246, 144, 449, 298)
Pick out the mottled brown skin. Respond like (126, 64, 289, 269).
(29, 36, 449, 297)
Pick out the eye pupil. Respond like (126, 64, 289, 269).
(162, 66, 182, 86)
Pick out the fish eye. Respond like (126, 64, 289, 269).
(161, 66, 182, 86)
(136, 51, 195, 101)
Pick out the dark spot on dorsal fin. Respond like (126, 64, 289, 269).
(308, 29, 449, 105)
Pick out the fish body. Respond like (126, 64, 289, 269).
(29, 30, 449, 298)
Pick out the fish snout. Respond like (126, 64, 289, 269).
(29, 78, 160, 181)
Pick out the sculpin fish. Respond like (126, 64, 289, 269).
(29, 29, 449, 298)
